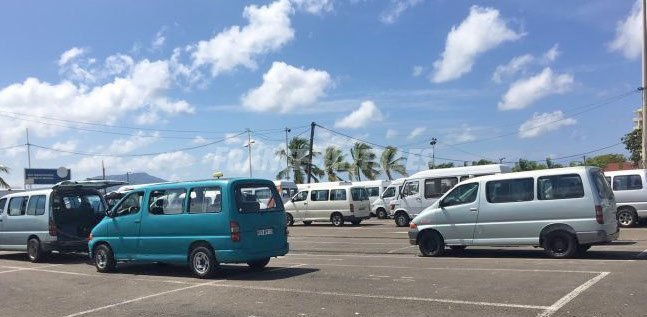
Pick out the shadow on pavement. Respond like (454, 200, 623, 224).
(0, 252, 91, 265)
(439, 248, 645, 261)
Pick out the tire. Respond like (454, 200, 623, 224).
(303, 221, 313, 226)
(351, 220, 362, 226)
(394, 212, 410, 227)
(189, 245, 218, 279)
(450, 246, 467, 252)
(27, 238, 46, 263)
(376, 208, 387, 219)
(544, 231, 577, 258)
(331, 213, 344, 227)
(617, 209, 638, 228)
(286, 213, 294, 226)
(94, 244, 116, 273)
(418, 230, 445, 257)
(247, 257, 270, 270)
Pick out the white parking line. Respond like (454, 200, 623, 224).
(286, 252, 632, 263)
(537, 272, 610, 317)
(636, 248, 647, 259)
(206, 283, 549, 310)
(0, 264, 61, 274)
(290, 240, 406, 245)
(386, 245, 415, 254)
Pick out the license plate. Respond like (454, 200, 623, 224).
(257, 228, 273, 236)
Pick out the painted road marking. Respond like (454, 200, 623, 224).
(537, 272, 610, 317)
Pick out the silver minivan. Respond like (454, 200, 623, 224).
(604, 169, 647, 227)
(408, 167, 618, 258)
(0, 180, 123, 262)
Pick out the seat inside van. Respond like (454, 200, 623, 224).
(52, 188, 107, 241)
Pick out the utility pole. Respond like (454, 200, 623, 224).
(430, 138, 437, 169)
(642, 0, 647, 167)
(583, 155, 587, 166)
(245, 128, 254, 178)
(25, 128, 31, 169)
(499, 157, 505, 164)
(306, 122, 316, 183)
(102, 160, 107, 194)
(126, 172, 130, 183)
(284, 127, 291, 180)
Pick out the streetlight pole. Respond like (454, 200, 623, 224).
(430, 138, 437, 169)
(499, 157, 505, 164)
(245, 129, 254, 178)
(285, 127, 291, 180)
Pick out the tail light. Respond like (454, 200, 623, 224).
(350, 204, 354, 213)
(595, 205, 604, 224)
(230, 221, 240, 242)
(409, 222, 417, 229)
(49, 219, 58, 236)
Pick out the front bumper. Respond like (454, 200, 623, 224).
(408, 228, 419, 245)
(576, 229, 620, 245)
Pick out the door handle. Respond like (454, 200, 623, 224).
(134, 220, 141, 223)
(469, 208, 478, 212)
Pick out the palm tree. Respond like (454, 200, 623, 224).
(275, 137, 324, 184)
(323, 146, 351, 181)
(0, 164, 9, 188)
(380, 146, 408, 180)
(350, 142, 381, 181)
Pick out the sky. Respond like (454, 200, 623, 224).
(0, 0, 642, 187)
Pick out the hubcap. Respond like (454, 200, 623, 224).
(193, 252, 209, 274)
(397, 215, 406, 226)
(619, 212, 633, 226)
(96, 250, 107, 268)
(333, 216, 341, 225)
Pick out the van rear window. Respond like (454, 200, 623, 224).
(351, 187, 369, 201)
(591, 170, 614, 200)
(235, 183, 283, 213)
(537, 174, 584, 200)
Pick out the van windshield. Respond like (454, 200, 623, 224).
(235, 183, 284, 213)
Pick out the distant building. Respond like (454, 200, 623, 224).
(633, 108, 642, 130)
(603, 162, 638, 172)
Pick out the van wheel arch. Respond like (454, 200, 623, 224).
(539, 224, 578, 248)
(417, 229, 445, 257)
(187, 240, 214, 262)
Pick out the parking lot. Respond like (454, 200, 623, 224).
(0, 219, 646, 317)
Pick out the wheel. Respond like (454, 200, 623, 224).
(189, 245, 218, 278)
(27, 238, 46, 263)
(247, 257, 270, 270)
(418, 231, 445, 257)
(303, 221, 313, 226)
(286, 213, 294, 226)
(376, 208, 387, 219)
(544, 231, 577, 258)
(351, 220, 362, 226)
(331, 213, 344, 227)
(94, 244, 116, 273)
(617, 209, 638, 228)
(576, 245, 591, 255)
(450, 246, 467, 252)
(394, 213, 410, 227)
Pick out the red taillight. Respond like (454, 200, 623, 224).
(49, 219, 57, 236)
(230, 221, 240, 242)
(350, 204, 355, 213)
(410, 222, 417, 229)
(595, 205, 604, 224)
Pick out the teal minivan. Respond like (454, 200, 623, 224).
(88, 178, 289, 278)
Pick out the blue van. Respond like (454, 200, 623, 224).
(88, 178, 289, 278)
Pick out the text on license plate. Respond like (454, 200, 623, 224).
(257, 228, 273, 236)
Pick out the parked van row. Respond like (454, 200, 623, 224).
(284, 181, 371, 226)
(604, 169, 647, 227)
(409, 166, 618, 258)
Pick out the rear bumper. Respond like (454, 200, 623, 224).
(215, 243, 289, 263)
(408, 228, 419, 245)
(43, 240, 89, 253)
(576, 229, 619, 245)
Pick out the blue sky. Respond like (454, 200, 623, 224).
(0, 0, 641, 187)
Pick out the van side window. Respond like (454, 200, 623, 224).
(293, 191, 308, 202)
(351, 187, 369, 201)
(366, 187, 380, 197)
(330, 189, 347, 201)
(235, 183, 283, 213)
(402, 181, 419, 196)
(8, 197, 27, 216)
(188, 187, 221, 213)
(0, 198, 6, 214)
(441, 183, 479, 207)
(311, 190, 329, 201)
(26, 195, 47, 216)
(149, 188, 186, 215)
(538, 174, 584, 200)
(115, 192, 143, 216)
(612, 175, 643, 191)
(486, 178, 534, 203)
(425, 177, 458, 199)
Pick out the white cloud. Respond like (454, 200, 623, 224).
(192, 136, 209, 145)
(608, 0, 641, 60)
(386, 129, 398, 139)
(291, 0, 333, 14)
(224, 133, 244, 145)
(106, 132, 160, 155)
(192, 0, 295, 76)
(431, 6, 524, 83)
(492, 45, 560, 83)
(380, 0, 423, 24)
(34, 140, 78, 160)
(151, 28, 166, 50)
(498, 68, 574, 111)
(518, 111, 576, 138)
(407, 127, 426, 139)
(447, 125, 476, 143)
(241, 61, 331, 112)
(58, 47, 86, 66)
(334, 100, 383, 129)
(542, 44, 560, 62)
(412, 65, 424, 77)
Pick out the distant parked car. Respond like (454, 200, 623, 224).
(408, 166, 618, 258)
(605, 169, 647, 227)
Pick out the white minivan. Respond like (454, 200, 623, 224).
(408, 167, 618, 258)
(285, 182, 371, 226)
(352, 180, 391, 217)
(0, 180, 124, 262)
(604, 169, 647, 227)
(274, 180, 298, 203)
(391, 164, 512, 227)
(371, 178, 405, 219)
